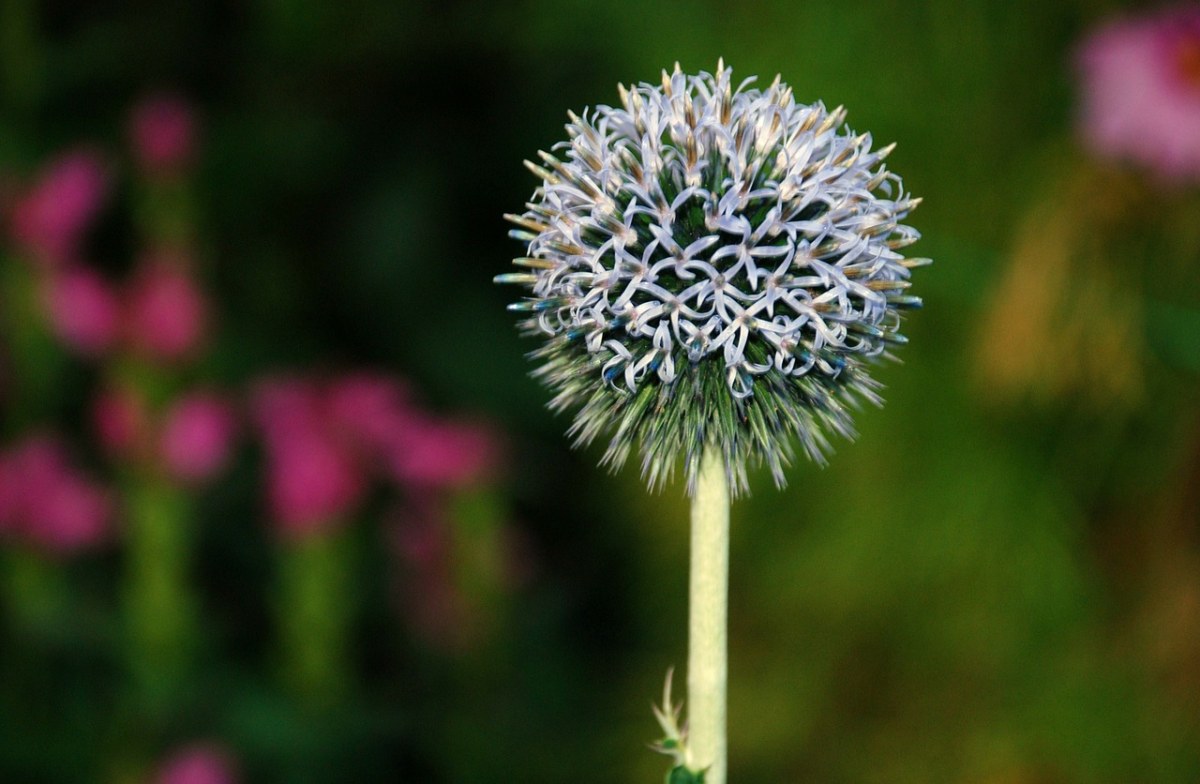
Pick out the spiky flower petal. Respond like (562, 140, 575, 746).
(499, 62, 926, 495)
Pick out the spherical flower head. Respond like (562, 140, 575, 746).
(1077, 6, 1200, 181)
(159, 391, 237, 485)
(499, 62, 926, 494)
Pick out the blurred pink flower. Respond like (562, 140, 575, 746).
(1, 435, 111, 555)
(43, 266, 121, 356)
(91, 384, 151, 459)
(1077, 6, 1200, 180)
(249, 377, 324, 445)
(326, 373, 415, 454)
(387, 417, 502, 490)
(130, 94, 198, 177)
(155, 743, 237, 784)
(124, 260, 209, 363)
(252, 378, 366, 535)
(264, 430, 365, 537)
(8, 148, 109, 265)
(160, 392, 237, 484)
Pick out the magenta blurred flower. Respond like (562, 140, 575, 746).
(0, 435, 111, 555)
(252, 376, 366, 535)
(1077, 6, 1200, 180)
(387, 417, 502, 490)
(125, 259, 209, 362)
(91, 384, 151, 459)
(43, 266, 121, 356)
(130, 94, 199, 178)
(160, 391, 237, 484)
(326, 373, 415, 454)
(154, 743, 237, 784)
(8, 148, 109, 266)
(264, 430, 365, 537)
(249, 377, 325, 444)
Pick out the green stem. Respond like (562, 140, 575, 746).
(124, 478, 195, 712)
(278, 529, 352, 707)
(687, 447, 729, 784)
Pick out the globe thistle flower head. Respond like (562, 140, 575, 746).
(499, 62, 926, 495)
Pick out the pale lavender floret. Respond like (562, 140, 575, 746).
(1077, 6, 1200, 181)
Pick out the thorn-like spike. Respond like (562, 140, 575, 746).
(512, 257, 556, 269)
(493, 273, 538, 285)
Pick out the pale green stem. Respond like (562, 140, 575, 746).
(687, 447, 729, 784)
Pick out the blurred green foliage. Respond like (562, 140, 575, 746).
(2, 0, 1200, 782)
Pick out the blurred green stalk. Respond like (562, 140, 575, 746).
(687, 447, 729, 784)
(2, 548, 67, 637)
(0, 0, 43, 118)
(0, 258, 68, 430)
(277, 529, 353, 707)
(123, 476, 197, 712)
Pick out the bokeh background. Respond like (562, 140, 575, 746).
(2, 1, 1200, 782)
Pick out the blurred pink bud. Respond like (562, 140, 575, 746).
(2, 435, 111, 555)
(1077, 6, 1200, 180)
(326, 373, 415, 453)
(155, 743, 237, 784)
(125, 261, 209, 362)
(44, 266, 120, 356)
(8, 149, 109, 266)
(248, 377, 324, 444)
(91, 385, 151, 459)
(388, 417, 502, 490)
(160, 392, 237, 484)
(266, 431, 365, 537)
(130, 94, 198, 177)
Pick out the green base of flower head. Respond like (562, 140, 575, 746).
(535, 336, 884, 496)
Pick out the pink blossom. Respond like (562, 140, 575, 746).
(1, 435, 111, 555)
(160, 392, 237, 484)
(91, 385, 151, 459)
(325, 373, 415, 454)
(248, 377, 325, 445)
(387, 417, 501, 490)
(130, 94, 198, 177)
(251, 378, 365, 534)
(264, 430, 365, 537)
(124, 260, 209, 363)
(1077, 6, 1200, 180)
(43, 266, 120, 356)
(155, 743, 237, 784)
(8, 149, 109, 266)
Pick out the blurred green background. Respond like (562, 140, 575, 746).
(2, 0, 1200, 782)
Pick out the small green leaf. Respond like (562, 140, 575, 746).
(666, 765, 705, 784)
